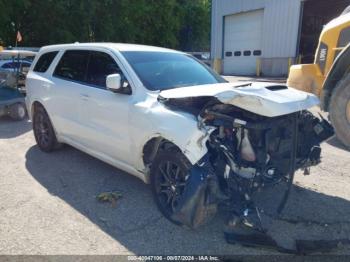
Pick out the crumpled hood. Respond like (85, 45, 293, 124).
(159, 82, 320, 117)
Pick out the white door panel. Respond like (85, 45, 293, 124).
(79, 87, 132, 165)
(223, 9, 264, 75)
(47, 50, 91, 141)
(76, 50, 132, 165)
(48, 78, 86, 140)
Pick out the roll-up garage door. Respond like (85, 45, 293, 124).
(223, 9, 264, 75)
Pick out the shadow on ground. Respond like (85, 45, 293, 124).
(0, 117, 31, 138)
(23, 144, 350, 254)
(327, 136, 350, 152)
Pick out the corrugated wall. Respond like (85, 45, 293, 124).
(262, 0, 302, 58)
(211, 0, 302, 75)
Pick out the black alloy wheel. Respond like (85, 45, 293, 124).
(33, 106, 60, 152)
(150, 150, 191, 225)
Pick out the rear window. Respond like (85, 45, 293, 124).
(53, 50, 89, 82)
(34, 51, 58, 73)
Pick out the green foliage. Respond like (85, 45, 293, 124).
(0, 0, 210, 51)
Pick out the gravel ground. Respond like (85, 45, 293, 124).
(0, 78, 350, 256)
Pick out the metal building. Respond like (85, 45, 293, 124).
(211, 0, 350, 76)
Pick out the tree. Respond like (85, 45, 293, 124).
(178, 0, 211, 51)
(0, 0, 210, 51)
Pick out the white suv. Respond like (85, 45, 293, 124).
(26, 43, 333, 228)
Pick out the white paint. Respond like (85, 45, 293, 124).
(26, 43, 319, 185)
(223, 9, 264, 75)
(26, 43, 209, 184)
(160, 82, 320, 117)
(38, 42, 180, 54)
(324, 12, 350, 31)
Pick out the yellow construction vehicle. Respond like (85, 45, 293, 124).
(288, 6, 350, 148)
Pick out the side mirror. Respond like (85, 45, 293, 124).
(106, 74, 121, 92)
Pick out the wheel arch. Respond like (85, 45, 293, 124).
(322, 43, 350, 111)
(30, 100, 46, 119)
(139, 128, 210, 174)
(142, 136, 184, 168)
(30, 100, 61, 143)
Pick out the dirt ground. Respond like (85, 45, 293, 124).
(0, 78, 350, 256)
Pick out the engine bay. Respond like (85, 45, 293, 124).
(202, 103, 333, 214)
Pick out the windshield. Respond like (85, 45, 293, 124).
(122, 51, 226, 91)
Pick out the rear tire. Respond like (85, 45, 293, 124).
(9, 103, 26, 121)
(33, 106, 61, 152)
(150, 149, 191, 225)
(329, 74, 350, 149)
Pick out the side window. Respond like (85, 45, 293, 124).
(86, 51, 122, 88)
(34, 51, 58, 73)
(54, 50, 89, 82)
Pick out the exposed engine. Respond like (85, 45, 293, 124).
(160, 93, 334, 229)
(159, 84, 335, 249)
(165, 99, 334, 229)
(199, 104, 334, 213)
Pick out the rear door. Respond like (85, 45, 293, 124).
(51, 50, 90, 141)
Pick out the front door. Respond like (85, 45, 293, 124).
(78, 50, 132, 165)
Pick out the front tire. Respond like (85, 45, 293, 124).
(150, 150, 191, 225)
(329, 74, 350, 148)
(33, 106, 60, 152)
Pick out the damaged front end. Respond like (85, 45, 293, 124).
(158, 85, 334, 235)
